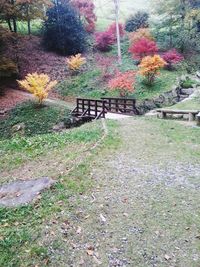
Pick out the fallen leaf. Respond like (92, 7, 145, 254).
(76, 226, 82, 234)
(100, 214, 106, 223)
(164, 254, 171, 261)
(87, 249, 94, 256)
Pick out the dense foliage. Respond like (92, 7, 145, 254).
(125, 11, 149, 32)
(152, 0, 200, 53)
(43, 3, 87, 55)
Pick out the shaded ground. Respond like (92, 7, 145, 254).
(0, 89, 30, 111)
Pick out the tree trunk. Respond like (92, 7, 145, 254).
(7, 19, 13, 32)
(114, 0, 122, 65)
(13, 18, 17, 33)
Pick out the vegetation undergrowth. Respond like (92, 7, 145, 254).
(0, 119, 120, 266)
(0, 101, 70, 139)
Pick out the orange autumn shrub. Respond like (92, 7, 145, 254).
(67, 53, 86, 72)
(128, 28, 154, 45)
(17, 72, 57, 104)
(108, 70, 136, 97)
(139, 55, 166, 85)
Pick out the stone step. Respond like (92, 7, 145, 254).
(180, 88, 194, 95)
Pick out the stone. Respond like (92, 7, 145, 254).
(11, 122, 25, 136)
(196, 71, 200, 79)
(0, 177, 55, 207)
(180, 88, 194, 95)
(52, 121, 65, 132)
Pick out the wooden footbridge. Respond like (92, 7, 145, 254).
(71, 97, 138, 121)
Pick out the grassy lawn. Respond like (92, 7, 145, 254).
(56, 65, 182, 101)
(1, 117, 200, 266)
(0, 119, 119, 266)
(168, 96, 200, 110)
(0, 101, 70, 139)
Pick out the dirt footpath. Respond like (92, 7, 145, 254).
(44, 118, 200, 267)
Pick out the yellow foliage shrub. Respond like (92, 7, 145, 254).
(139, 55, 166, 84)
(128, 28, 154, 45)
(17, 72, 57, 104)
(67, 53, 86, 71)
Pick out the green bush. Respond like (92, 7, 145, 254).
(125, 11, 149, 32)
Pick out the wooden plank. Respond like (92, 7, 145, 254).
(156, 109, 199, 114)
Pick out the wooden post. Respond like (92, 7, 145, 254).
(196, 112, 200, 126)
(160, 111, 166, 119)
(189, 112, 195, 122)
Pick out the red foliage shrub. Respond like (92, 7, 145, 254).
(162, 49, 184, 70)
(108, 70, 136, 97)
(96, 54, 117, 80)
(129, 37, 158, 60)
(107, 22, 125, 41)
(95, 31, 114, 51)
(95, 22, 124, 51)
(71, 0, 97, 33)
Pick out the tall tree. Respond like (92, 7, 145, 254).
(16, 0, 52, 35)
(114, 0, 122, 64)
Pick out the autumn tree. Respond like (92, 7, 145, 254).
(128, 28, 154, 45)
(70, 0, 96, 32)
(0, 0, 18, 32)
(129, 38, 158, 60)
(16, 0, 52, 35)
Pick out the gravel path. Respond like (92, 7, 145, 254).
(43, 118, 200, 267)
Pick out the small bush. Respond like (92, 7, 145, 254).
(95, 22, 124, 52)
(17, 73, 57, 105)
(162, 49, 184, 70)
(67, 53, 86, 72)
(108, 70, 136, 97)
(43, 3, 87, 55)
(139, 55, 166, 85)
(95, 31, 114, 51)
(107, 22, 125, 41)
(125, 11, 149, 32)
(129, 38, 158, 60)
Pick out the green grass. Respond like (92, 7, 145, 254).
(133, 69, 181, 101)
(0, 120, 119, 267)
(0, 101, 70, 139)
(168, 97, 200, 110)
(2, 20, 42, 36)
